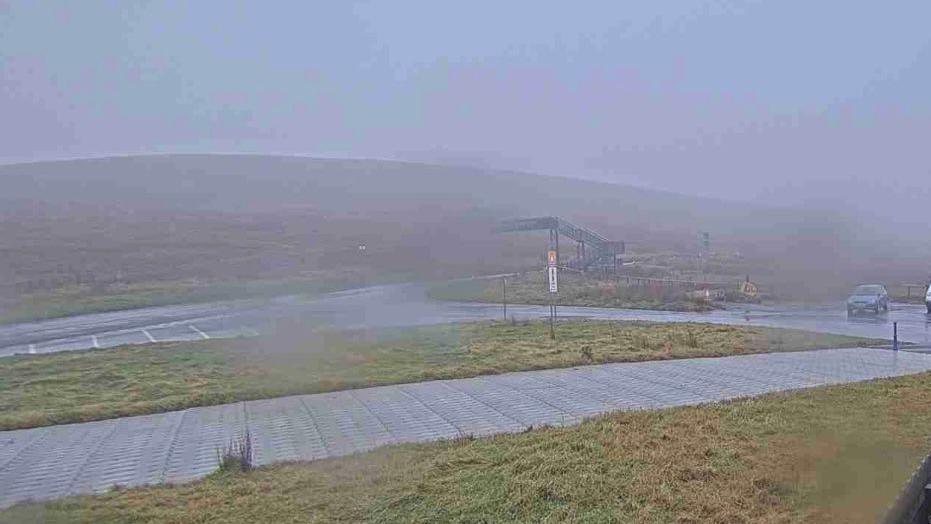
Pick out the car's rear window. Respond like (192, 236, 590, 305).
(853, 285, 883, 295)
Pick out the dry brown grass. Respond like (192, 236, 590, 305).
(428, 271, 718, 311)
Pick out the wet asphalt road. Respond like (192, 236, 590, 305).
(3, 284, 931, 507)
(2, 282, 931, 357)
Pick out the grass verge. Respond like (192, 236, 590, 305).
(0, 276, 364, 326)
(427, 271, 718, 311)
(0, 320, 881, 431)
(4, 372, 930, 523)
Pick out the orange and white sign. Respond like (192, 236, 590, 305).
(547, 250, 558, 293)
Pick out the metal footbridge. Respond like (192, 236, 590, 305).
(496, 216, 624, 271)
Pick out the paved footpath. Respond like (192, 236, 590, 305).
(3, 347, 931, 508)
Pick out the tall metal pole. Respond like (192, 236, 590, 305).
(546, 235, 557, 341)
(503, 277, 507, 321)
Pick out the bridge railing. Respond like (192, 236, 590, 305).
(497, 216, 624, 271)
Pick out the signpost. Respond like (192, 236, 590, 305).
(502, 277, 507, 321)
(547, 250, 557, 339)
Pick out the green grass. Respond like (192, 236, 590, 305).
(0, 320, 881, 431)
(6, 371, 930, 523)
(0, 277, 360, 325)
(428, 272, 718, 311)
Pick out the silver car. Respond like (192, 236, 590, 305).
(846, 284, 889, 315)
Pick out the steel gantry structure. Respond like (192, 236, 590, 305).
(496, 216, 624, 272)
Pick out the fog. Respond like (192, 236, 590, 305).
(3, 2, 930, 208)
(1, 2, 930, 303)
(4, 7, 931, 516)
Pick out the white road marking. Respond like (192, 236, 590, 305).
(91, 335, 100, 349)
(28, 344, 36, 354)
(190, 325, 210, 340)
(142, 329, 157, 343)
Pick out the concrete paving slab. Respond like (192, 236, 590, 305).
(246, 397, 328, 465)
(1, 347, 931, 508)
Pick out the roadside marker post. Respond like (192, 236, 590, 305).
(502, 277, 507, 321)
(893, 322, 898, 351)
(547, 250, 558, 340)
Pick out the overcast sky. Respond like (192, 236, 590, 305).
(2, 1, 930, 211)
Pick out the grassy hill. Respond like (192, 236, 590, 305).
(0, 154, 923, 319)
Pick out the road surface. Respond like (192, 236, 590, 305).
(2, 283, 931, 356)
(2, 346, 930, 508)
